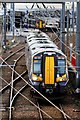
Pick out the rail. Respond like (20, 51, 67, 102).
(0, 71, 26, 93)
(37, 101, 43, 120)
(1, 46, 25, 65)
(59, 104, 68, 120)
(0, 76, 53, 120)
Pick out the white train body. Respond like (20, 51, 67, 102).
(25, 30, 68, 94)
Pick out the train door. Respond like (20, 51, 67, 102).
(43, 56, 55, 85)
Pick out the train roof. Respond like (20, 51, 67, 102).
(30, 43, 57, 49)
(27, 40, 58, 49)
(27, 40, 53, 46)
(27, 37, 50, 42)
(30, 47, 65, 57)
(27, 31, 49, 39)
(26, 30, 66, 57)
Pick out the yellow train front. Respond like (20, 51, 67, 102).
(36, 19, 46, 29)
(25, 30, 68, 95)
(27, 16, 46, 29)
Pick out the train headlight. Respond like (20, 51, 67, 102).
(59, 78, 63, 82)
(32, 74, 38, 81)
(60, 78, 67, 82)
(32, 74, 42, 81)
(56, 74, 67, 82)
(32, 76, 38, 81)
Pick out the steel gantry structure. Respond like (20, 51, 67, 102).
(0, 0, 77, 2)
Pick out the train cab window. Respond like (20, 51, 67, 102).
(33, 60, 41, 74)
(58, 59, 66, 74)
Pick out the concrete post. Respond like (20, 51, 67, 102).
(76, 2, 80, 93)
(60, 2, 65, 53)
(2, 3, 6, 48)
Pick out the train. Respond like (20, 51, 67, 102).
(24, 12, 46, 29)
(28, 17, 46, 29)
(25, 30, 69, 95)
(24, 10, 59, 31)
(24, 17, 59, 31)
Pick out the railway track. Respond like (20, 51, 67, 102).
(1, 44, 25, 83)
(0, 43, 27, 119)
(0, 44, 72, 120)
(9, 53, 25, 120)
(0, 31, 79, 120)
(36, 100, 71, 120)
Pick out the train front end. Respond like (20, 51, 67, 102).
(31, 52, 68, 94)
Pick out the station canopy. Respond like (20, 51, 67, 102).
(0, 0, 77, 3)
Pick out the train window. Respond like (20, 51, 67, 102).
(44, 41, 49, 43)
(38, 41, 43, 43)
(58, 59, 66, 74)
(33, 60, 41, 73)
(38, 41, 49, 44)
(29, 40, 32, 42)
(36, 39, 47, 41)
(40, 46, 54, 48)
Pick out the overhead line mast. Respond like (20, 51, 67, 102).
(2, 3, 6, 49)
(76, 2, 80, 93)
(10, 3, 15, 40)
(60, 2, 65, 54)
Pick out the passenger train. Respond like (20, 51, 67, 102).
(28, 17, 46, 29)
(25, 30, 69, 95)
(24, 9, 59, 31)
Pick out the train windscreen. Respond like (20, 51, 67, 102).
(58, 59, 66, 74)
(33, 60, 41, 74)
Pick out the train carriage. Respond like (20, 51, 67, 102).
(25, 30, 68, 94)
(27, 17, 46, 29)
